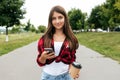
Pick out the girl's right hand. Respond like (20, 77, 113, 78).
(39, 51, 56, 64)
(42, 51, 56, 59)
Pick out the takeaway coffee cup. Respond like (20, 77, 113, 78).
(69, 62, 82, 79)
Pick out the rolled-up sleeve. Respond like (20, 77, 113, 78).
(36, 37, 45, 66)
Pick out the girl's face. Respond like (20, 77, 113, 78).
(52, 11, 65, 30)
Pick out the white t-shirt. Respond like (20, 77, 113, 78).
(43, 42, 69, 76)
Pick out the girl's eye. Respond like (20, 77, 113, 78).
(52, 16, 63, 21)
(58, 16, 63, 19)
(52, 17, 56, 20)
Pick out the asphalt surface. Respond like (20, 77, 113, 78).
(0, 41, 120, 80)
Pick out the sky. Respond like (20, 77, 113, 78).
(21, 0, 106, 27)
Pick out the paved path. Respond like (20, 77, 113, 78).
(76, 45, 120, 80)
(0, 41, 120, 80)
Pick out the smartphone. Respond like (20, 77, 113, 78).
(44, 48, 53, 54)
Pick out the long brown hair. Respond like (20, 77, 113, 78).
(43, 5, 79, 50)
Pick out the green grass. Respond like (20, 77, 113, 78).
(0, 32, 120, 63)
(0, 32, 40, 56)
(76, 32, 120, 63)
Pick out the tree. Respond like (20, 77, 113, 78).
(105, 0, 120, 30)
(24, 19, 31, 32)
(112, 0, 120, 25)
(87, 0, 120, 31)
(0, 0, 26, 41)
(30, 24, 36, 32)
(10, 25, 21, 33)
(37, 25, 46, 33)
(99, 4, 110, 30)
(88, 5, 103, 29)
(68, 8, 86, 30)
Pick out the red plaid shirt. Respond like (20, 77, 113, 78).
(37, 36, 77, 66)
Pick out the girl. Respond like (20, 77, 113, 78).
(37, 5, 79, 80)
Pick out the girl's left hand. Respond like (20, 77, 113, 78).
(75, 73, 80, 79)
(73, 73, 80, 80)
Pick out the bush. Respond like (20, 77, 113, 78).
(37, 25, 46, 33)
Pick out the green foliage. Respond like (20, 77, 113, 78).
(88, 0, 120, 30)
(10, 26, 21, 33)
(0, 0, 26, 37)
(114, 0, 120, 10)
(24, 19, 31, 31)
(68, 8, 86, 30)
(30, 25, 36, 32)
(24, 20, 36, 32)
(10, 25, 26, 33)
(0, 33, 40, 56)
(0, 0, 26, 27)
(88, 5, 105, 29)
(37, 25, 46, 33)
(114, 0, 120, 24)
(76, 32, 120, 63)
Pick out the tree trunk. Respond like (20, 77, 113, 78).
(107, 27, 110, 32)
(5, 27, 9, 42)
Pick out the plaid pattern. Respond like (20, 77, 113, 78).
(37, 36, 76, 66)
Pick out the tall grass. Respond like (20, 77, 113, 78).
(76, 32, 120, 63)
(0, 32, 40, 56)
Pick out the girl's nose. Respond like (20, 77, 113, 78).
(56, 18, 60, 23)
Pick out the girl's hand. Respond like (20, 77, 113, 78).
(45, 51, 56, 59)
(74, 73, 80, 80)
(39, 51, 56, 64)
(69, 64, 80, 80)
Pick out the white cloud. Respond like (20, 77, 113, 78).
(21, 0, 106, 27)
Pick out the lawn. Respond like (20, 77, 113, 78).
(0, 32, 40, 56)
(0, 32, 120, 63)
(76, 32, 120, 63)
